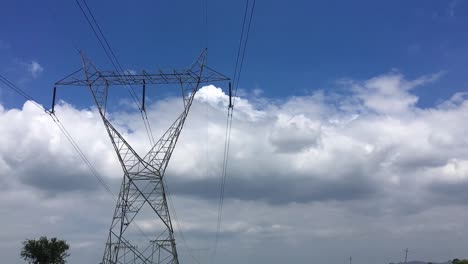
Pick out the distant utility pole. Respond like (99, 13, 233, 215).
(404, 248, 409, 264)
(350, 256, 352, 264)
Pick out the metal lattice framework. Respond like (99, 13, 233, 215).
(55, 50, 229, 264)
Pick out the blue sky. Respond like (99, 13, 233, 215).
(3, 1, 468, 264)
(1, 0, 468, 109)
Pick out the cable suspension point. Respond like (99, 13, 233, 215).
(228, 82, 233, 109)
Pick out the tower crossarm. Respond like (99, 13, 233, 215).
(54, 53, 229, 87)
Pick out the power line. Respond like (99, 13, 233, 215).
(80, 0, 145, 115)
(74, 0, 120, 74)
(233, 0, 256, 97)
(203, 0, 208, 49)
(51, 113, 157, 244)
(0, 73, 155, 245)
(232, 0, 250, 92)
(212, 108, 233, 260)
(52, 114, 115, 197)
(81, 0, 121, 75)
(74, 0, 156, 146)
(212, 0, 256, 261)
(0, 74, 48, 113)
(76, 0, 147, 110)
(0, 73, 114, 203)
(164, 178, 203, 264)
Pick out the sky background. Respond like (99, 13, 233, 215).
(1, 0, 468, 264)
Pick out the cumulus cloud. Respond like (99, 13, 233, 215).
(269, 113, 322, 153)
(1, 72, 468, 263)
(2, 73, 468, 206)
(348, 71, 444, 114)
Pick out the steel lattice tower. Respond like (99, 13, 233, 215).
(55, 50, 229, 264)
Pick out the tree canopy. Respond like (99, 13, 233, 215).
(452, 259, 468, 264)
(21, 236, 70, 264)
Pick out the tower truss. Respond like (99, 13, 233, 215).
(55, 50, 229, 264)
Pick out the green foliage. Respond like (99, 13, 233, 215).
(20, 236, 70, 264)
(452, 259, 468, 264)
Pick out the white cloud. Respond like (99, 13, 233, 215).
(1, 73, 468, 263)
(269, 113, 322, 153)
(350, 72, 444, 115)
(28, 61, 44, 78)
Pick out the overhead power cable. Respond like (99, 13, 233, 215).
(0, 73, 154, 243)
(203, 0, 208, 49)
(212, 108, 233, 259)
(80, 0, 144, 112)
(0, 73, 117, 199)
(75, 1, 203, 258)
(51, 114, 155, 243)
(233, 0, 256, 97)
(212, 0, 256, 262)
(231, 0, 250, 92)
(0, 73, 117, 197)
(164, 178, 203, 264)
(0, 75, 47, 112)
(74, 0, 156, 146)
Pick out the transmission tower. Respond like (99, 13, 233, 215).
(55, 50, 229, 264)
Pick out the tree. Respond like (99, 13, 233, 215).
(453, 259, 468, 264)
(21, 236, 70, 264)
